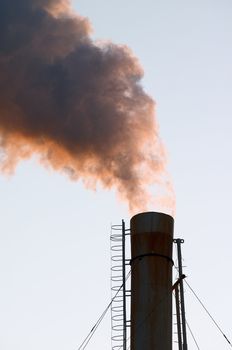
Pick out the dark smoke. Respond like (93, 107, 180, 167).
(0, 0, 174, 213)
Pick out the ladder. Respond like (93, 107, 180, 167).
(110, 221, 131, 350)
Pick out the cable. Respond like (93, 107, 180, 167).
(185, 318, 200, 350)
(77, 270, 132, 350)
(184, 279, 232, 348)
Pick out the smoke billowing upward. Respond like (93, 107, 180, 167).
(0, 0, 175, 214)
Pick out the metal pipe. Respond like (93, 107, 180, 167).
(175, 239, 188, 350)
(130, 212, 174, 350)
(174, 285, 183, 350)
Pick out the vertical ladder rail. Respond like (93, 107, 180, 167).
(122, 220, 127, 350)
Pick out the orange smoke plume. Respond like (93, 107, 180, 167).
(0, 0, 175, 214)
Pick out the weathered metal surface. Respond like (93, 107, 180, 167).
(130, 212, 174, 350)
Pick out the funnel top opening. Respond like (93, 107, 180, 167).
(130, 211, 174, 235)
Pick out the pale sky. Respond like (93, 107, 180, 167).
(0, 1, 232, 349)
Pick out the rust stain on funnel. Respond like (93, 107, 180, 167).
(130, 211, 174, 350)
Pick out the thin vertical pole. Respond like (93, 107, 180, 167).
(122, 220, 127, 350)
(175, 239, 188, 350)
(174, 285, 183, 350)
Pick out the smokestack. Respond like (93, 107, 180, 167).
(130, 211, 174, 350)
